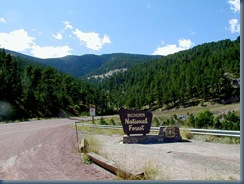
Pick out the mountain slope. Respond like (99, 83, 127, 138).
(0, 49, 112, 120)
(100, 37, 240, 110)
(5, 50, 160, 78)
(84, 53, 160, 78)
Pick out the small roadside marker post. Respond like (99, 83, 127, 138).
(75, 122, 78, 143)
(90, 108, 96, 124)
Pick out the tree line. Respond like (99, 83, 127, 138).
(0, 49, 110, 121)
(0, 36, 240, 131)
(100, 37, 240, 111)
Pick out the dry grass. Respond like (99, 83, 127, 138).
(142, 161, 160, 180)
(78, 126, 124, 135)
(193, 134, 240, 144)
(83, 134, 103, 154)
(180, 129, 193, 140)
(80, 135, 104, 164)
(153, 102, 240, 121)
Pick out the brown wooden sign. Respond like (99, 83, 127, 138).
(119, 108, 153, 136)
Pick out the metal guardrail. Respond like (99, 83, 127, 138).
(76, 123, 240, 138)
(179, 128, 240, 137)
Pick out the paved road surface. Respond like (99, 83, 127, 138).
(0, 118, 115, 180)
(0, 118, 240, 181)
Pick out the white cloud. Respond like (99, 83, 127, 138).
(0, 28, 72, 58)
(72, 28, 111, 51)
(0, 29, 35, 51)
(228, 0, 240, 13)
(31, 45, 72, 59)
(227, 0, 240, 34)
(52, 32, 63, 40)
(152, 39, 193, 56)
(63, 21, 73, 30)
(0, 17, 7, 23)
(178, 39, 192, 49)
(229, 19, 240, 33)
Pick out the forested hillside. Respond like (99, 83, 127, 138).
(0, 37, 240, 125)
(5, 50, 159, 79)
(84, 53, 160, 79)
(0, 49, 111, 121)
(100, 37, 240, 110)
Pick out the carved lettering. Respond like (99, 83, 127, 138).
(128, 125, 145, 131)
(119, 108, 153, 136)
(125, 118, 148, 125)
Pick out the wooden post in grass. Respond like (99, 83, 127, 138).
(75, 122, 78, 143)
(90, 107, 96, 124)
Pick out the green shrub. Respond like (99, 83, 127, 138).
(187, 114, 195, 127)
(99, 117, 107, 125)
(81, 111, 89, 116)
(82, 153, 92, 164)
(160, 117, 177, 126)
(153, 117, 160, 127)
(109, 118, 116, 125)
(213, 116, 221, 129)
(200, 101, 205, 106)
(195, 109, 214, 128)
(222, 111, 240, 130)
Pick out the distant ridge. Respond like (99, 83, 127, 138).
(5, 50, 161, 78)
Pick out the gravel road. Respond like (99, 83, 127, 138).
(82, 133, 240, 180)
(0, 118, 115, 180)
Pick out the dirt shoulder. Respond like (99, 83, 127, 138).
(0, 124, 115, 180)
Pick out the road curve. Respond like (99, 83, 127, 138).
(0, 118, 115, 180)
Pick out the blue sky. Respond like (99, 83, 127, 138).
(0, 0, 240, 58)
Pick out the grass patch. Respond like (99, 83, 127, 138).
(88, 117, 122, 126)
(83, 135, 103, 154)
(193, 135, 240, 144)
(143, 162, 159, 180)
(115, 170, 144, 180)
(142, 161, 170, 180)
(74, 117, 123, 135)
(78, 126, 124, 135)
(81, 135, 103, 164)
(180, 129, 193, 140)
(82, 153, 92, 164)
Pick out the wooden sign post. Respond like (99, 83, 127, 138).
(90, 108, 96, 123)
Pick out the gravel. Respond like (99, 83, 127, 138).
(84, 133, 240, 180)
(0, 125, 115, 180)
